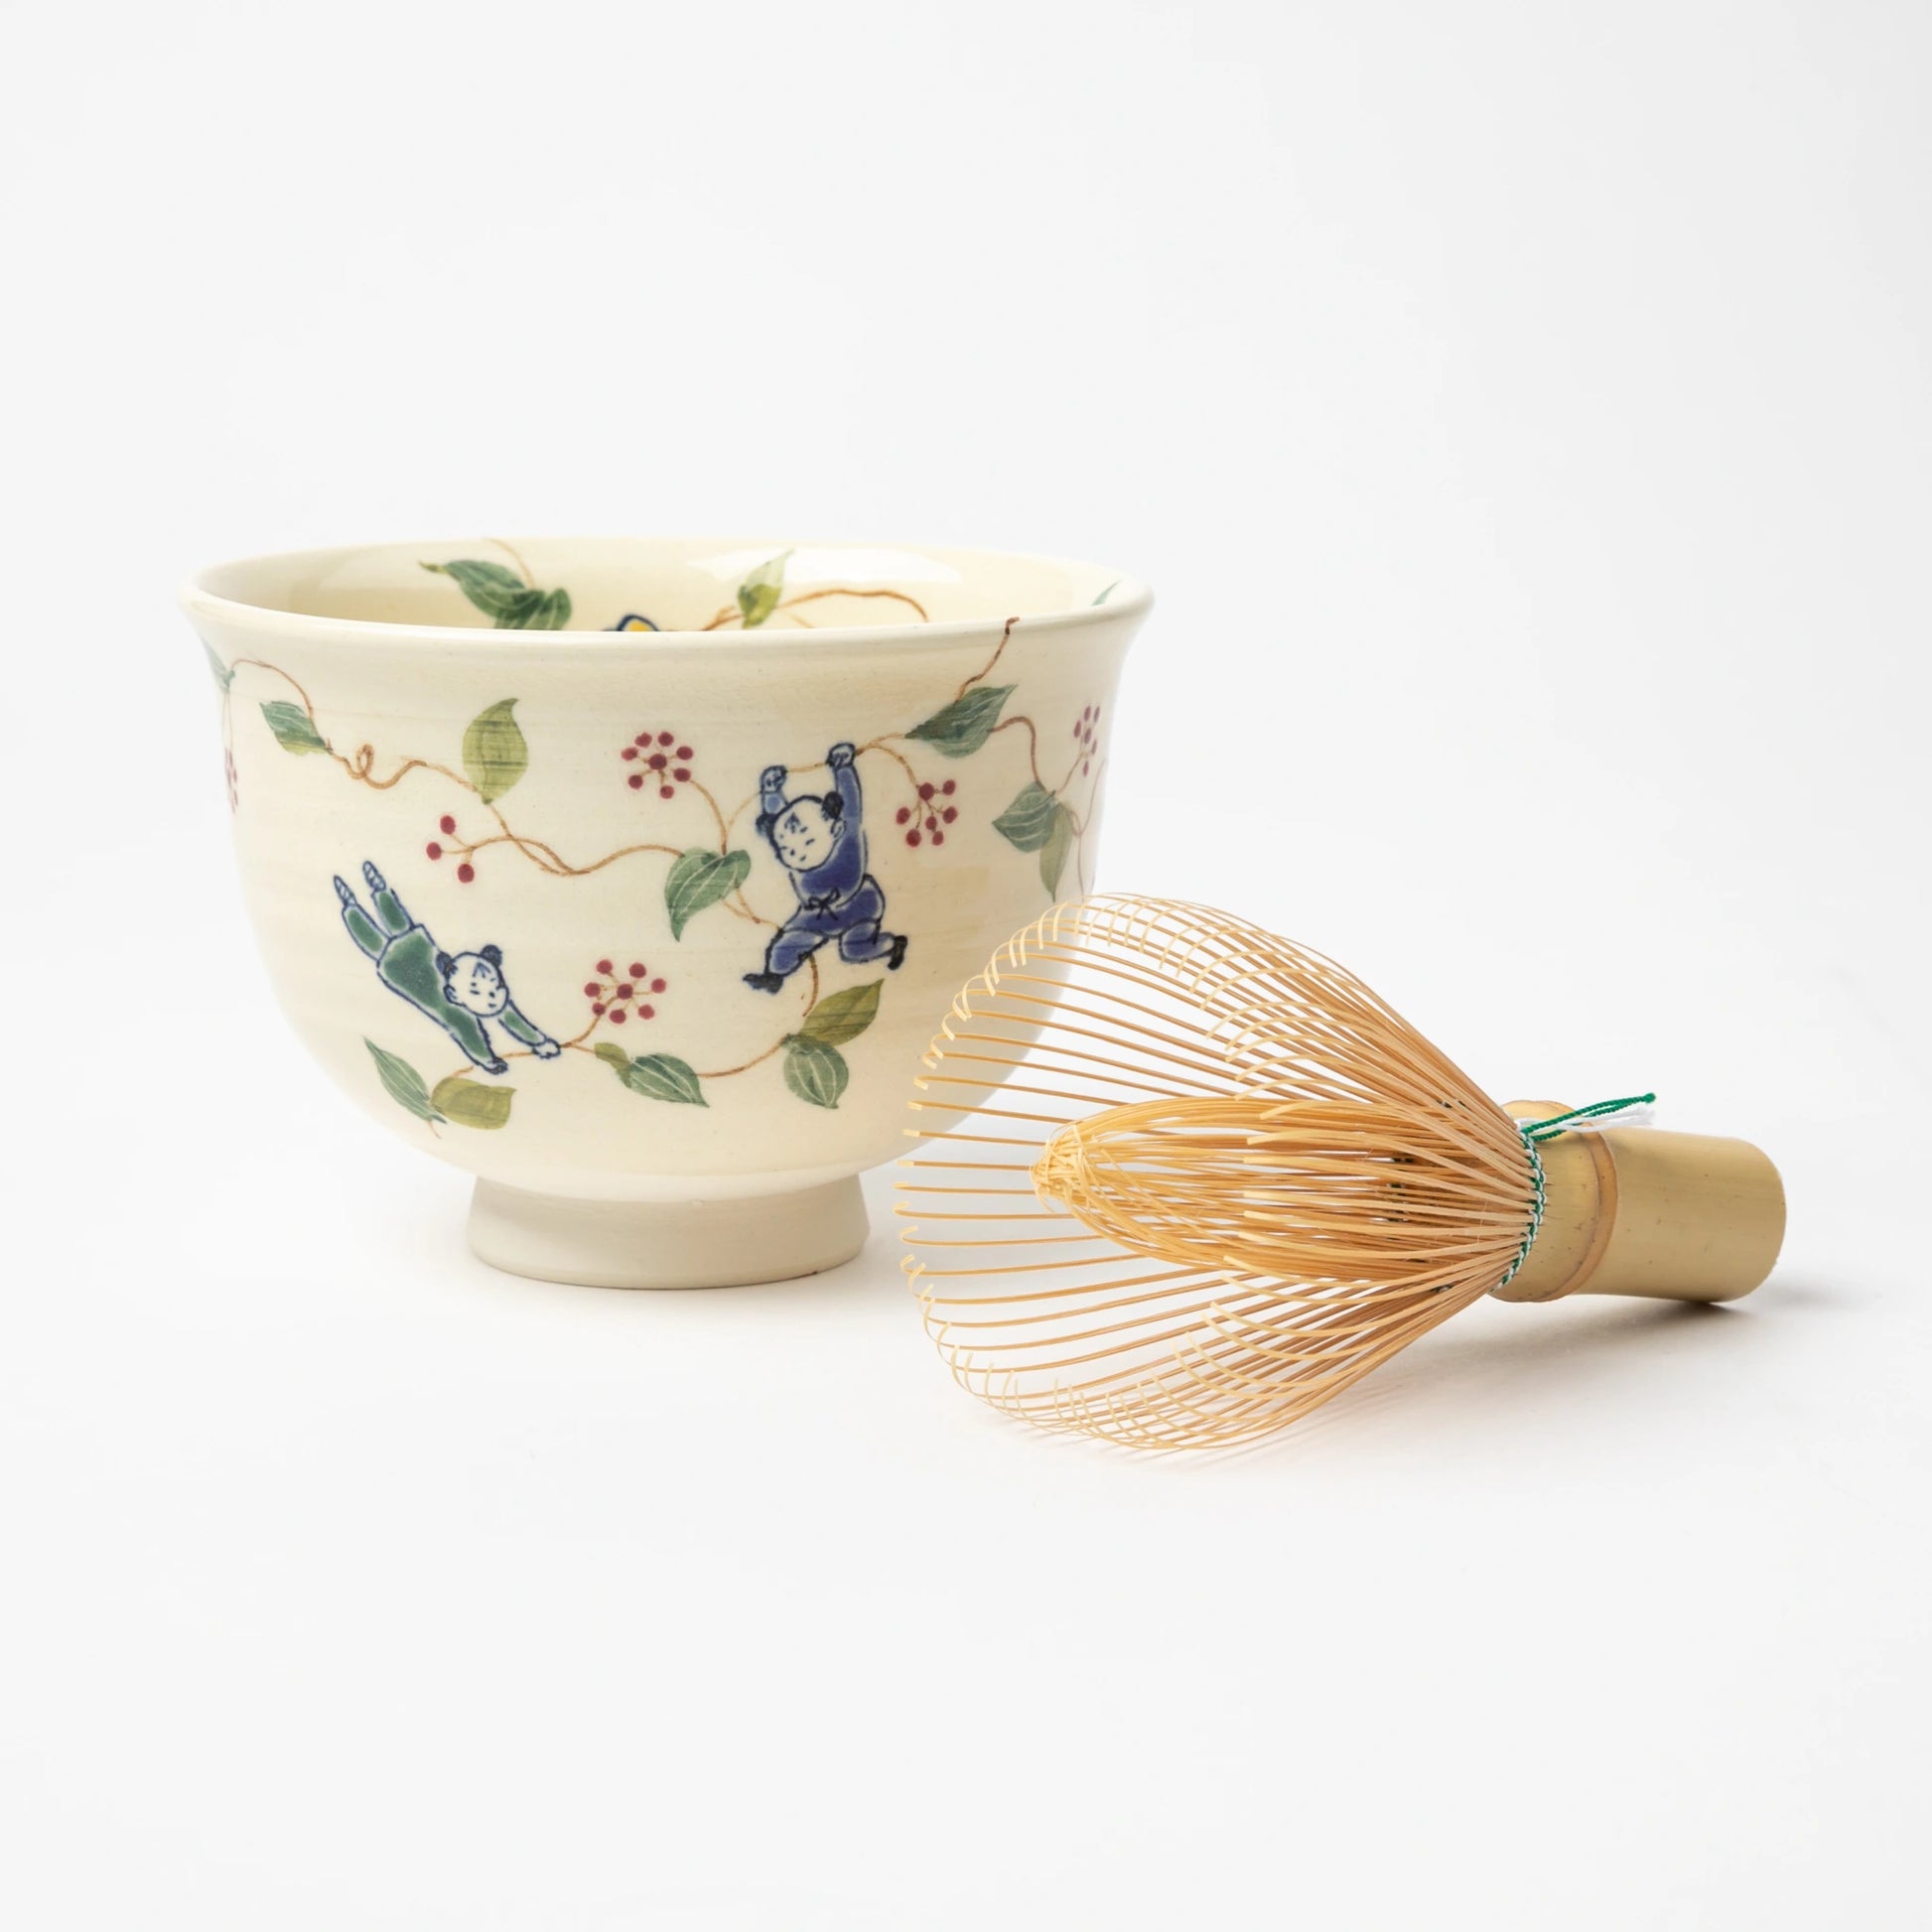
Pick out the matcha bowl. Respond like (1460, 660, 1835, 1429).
(185, 537, 1149, 1287)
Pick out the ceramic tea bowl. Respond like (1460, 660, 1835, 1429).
(186, 537, 1149, 1288)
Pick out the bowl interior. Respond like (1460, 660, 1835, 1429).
(196, 537, 1139, 637)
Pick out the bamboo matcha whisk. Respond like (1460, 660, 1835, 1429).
(898, 896, 1784, 1450)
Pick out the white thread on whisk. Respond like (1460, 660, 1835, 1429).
(1542, 1103, 1655, 1133)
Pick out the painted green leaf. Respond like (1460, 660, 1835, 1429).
(1038, 803, 1075, 896)
(737, 551, 791, 628)
(594, 1039, 706, 1106)
(260, 700, 328, 755)
(365, 1038, 441, 1122)
(201, 638, 234, 692)
(1092, 581, 1119, 606)
(783, 1035, 849, 1109)
(992, 779, 1059, 854)
(430, 1074, 513, 1129)
(665, 847, 752, 940)
(462, 699, 527, 803)
(624, 1052, 707, 1106)
(492, 588, 541, 627)
(493, 585, 573, 630)
(422, 558, 527, 620)
(797, 980, 882, 1046)
(905, 684, 1014, 759)
(420, 560, 573, 631)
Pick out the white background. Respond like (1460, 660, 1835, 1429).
(5, 2, 1928, 1925)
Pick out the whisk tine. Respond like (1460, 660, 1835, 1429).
(899, 895, 1534, 1449)
(903, 896, 1784, 1449)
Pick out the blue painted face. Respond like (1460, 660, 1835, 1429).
(444, 950, 508, 1017)
(773, 799, 837, 873)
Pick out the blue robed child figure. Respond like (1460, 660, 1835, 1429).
(744, 743, 909, 992)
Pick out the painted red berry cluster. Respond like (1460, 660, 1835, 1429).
(621, 730, 696, 800)
(585, 958, 668, 1026)
(896, 777, 958, 848)
(1072, 703, 1102, 777)
(425, 812, 478, 884)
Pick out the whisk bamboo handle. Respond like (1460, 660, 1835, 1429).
(1494, 1100, 1785, 1305)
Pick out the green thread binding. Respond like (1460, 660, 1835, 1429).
(1492, 1093, 1655, 1292)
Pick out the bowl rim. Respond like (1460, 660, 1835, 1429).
(180, 535, 1154, 655)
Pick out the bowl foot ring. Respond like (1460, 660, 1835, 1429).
(467, 1176, 868, 1290)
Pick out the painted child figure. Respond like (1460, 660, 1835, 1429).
(744, 743, 908, 992)
(335, 861, 560, 1074)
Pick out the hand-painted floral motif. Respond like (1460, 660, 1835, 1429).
(1072, 703, 1102, 777)
(205, 572, 1110, 1124)
(362, 1038, 515, 1134)
(621, 730, 698, 799)
(418, 543, 932, 636)
(584, 959, 668, 1026)
(421, 557, 571, 629)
